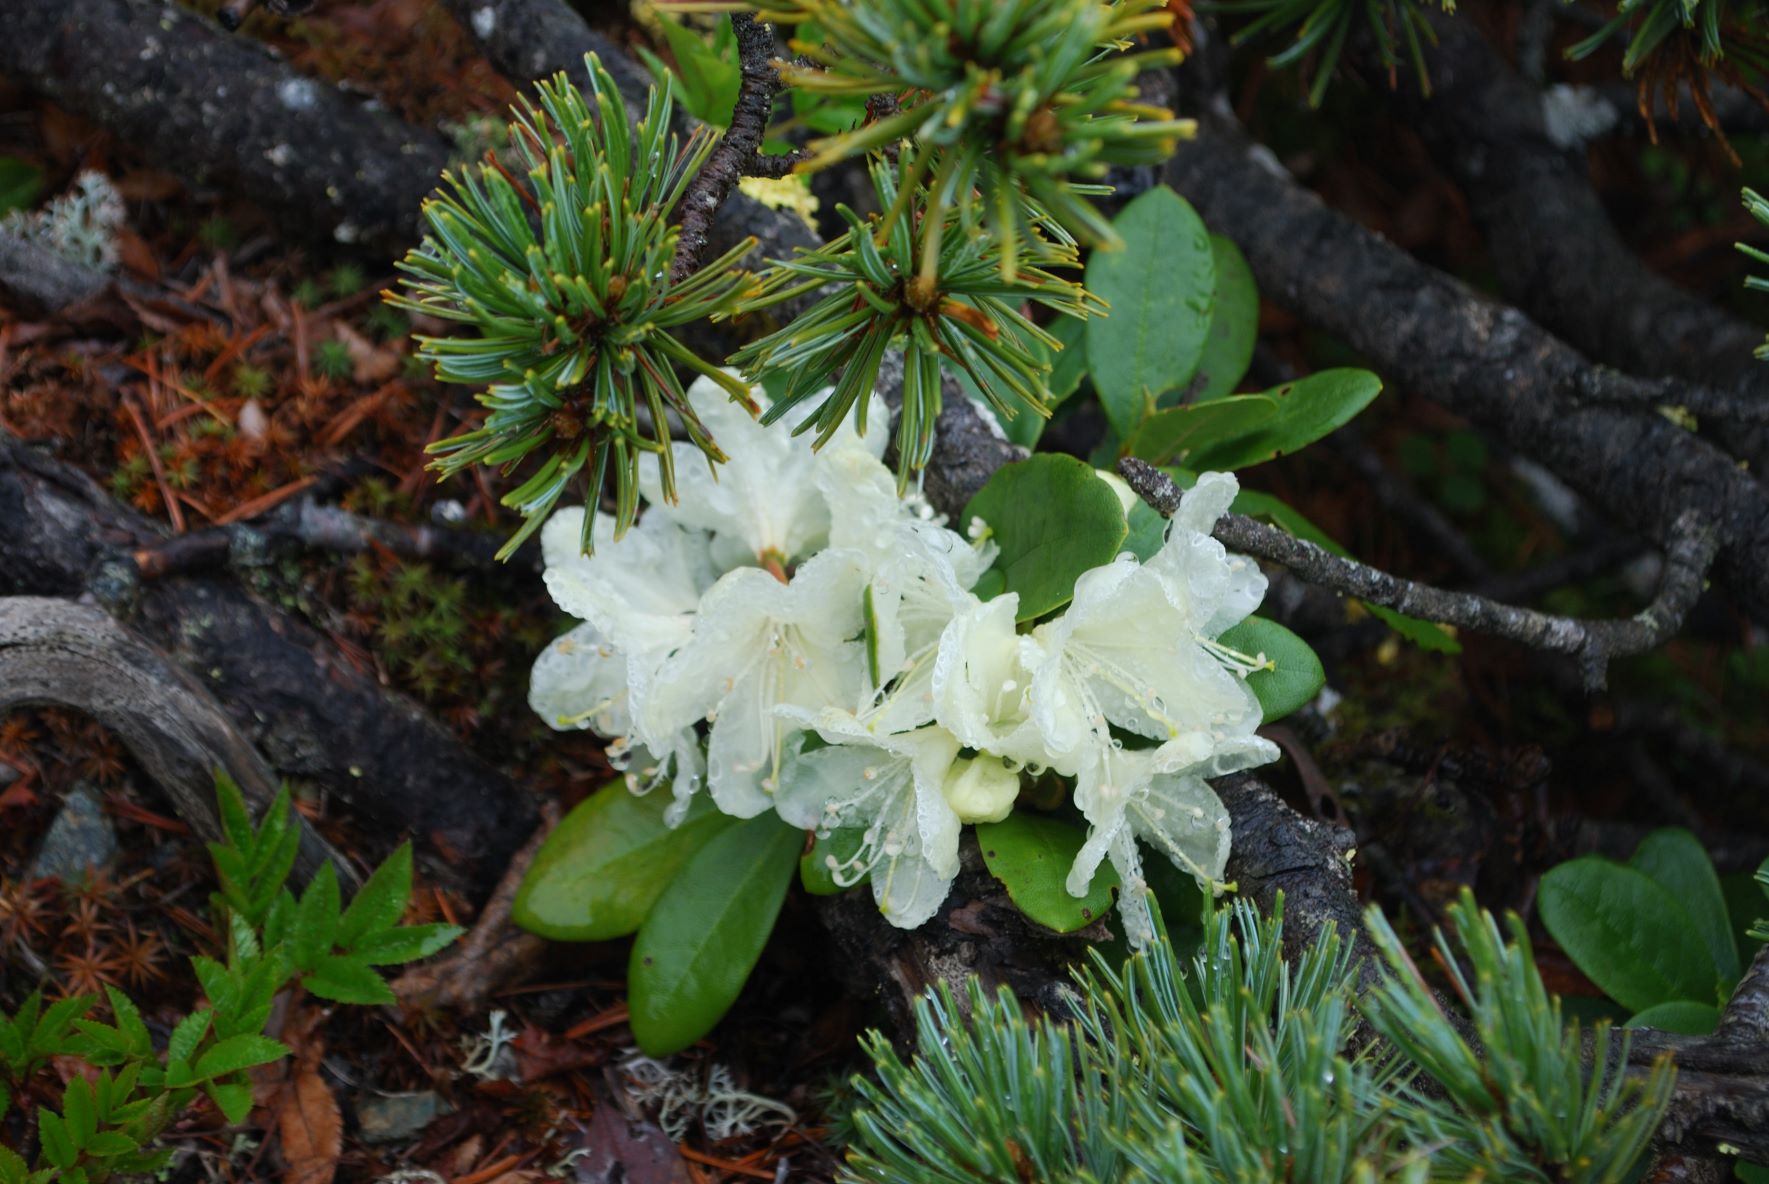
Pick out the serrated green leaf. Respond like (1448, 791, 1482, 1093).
(1539, 858, 1722, 1012)
(628, 815, 800, 1056)
(292, 862, 341, 971)
(83, 1131, 139, 1158)
(206, 1081, 255, 1126)
(1087, 186, 1215, 436)
(64, 1076, 97, 1145)
(1629, 828, 1740, 987)
(196, 1034, 289, 1080)
(166, 1010, 212, 1065)
(338, 842, 413, 948)
(33, 994, 93, 1056)
(213, 770, 254, 855)
(349, 923, 463, 966)
(1625, 999, 1720, 1035)
(37, 1111, 74, 1169)
(515, 782, 733, 941)
(103, 986, 152, 1057)
(963, 455, 1129, 622)
(977, 813, 1118, 933)
(301, 955, 395, 1006)
(1215, 616, 1324, 723)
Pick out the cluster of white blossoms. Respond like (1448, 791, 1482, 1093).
(529, 373, 1279, 946)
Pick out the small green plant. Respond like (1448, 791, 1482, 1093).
(839, 890, 1675, 1183)
(0, 774, 460, 1183)
(1743, 188, 1769, 358)
(313, 337, 354, 381)
(1539, 826, 1764, 1035)
(327, 262, 367, 298)
(290, 277, 326, 309)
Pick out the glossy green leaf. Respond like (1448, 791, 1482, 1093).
(1086, 186, 1215, 436)
(1187, 369, 1382, 471)
(1624, 1000, 1720, 1035)
(1216, 616, 1324, 723)
(1630, 828, 1740, 987)
(0, 159, 43, 219)
(801, 827, 866, 895)
(1124, 394, 1278, 467)
(1539, 858, 1722, 1012)
(628, 815, 801, 1056)
(977, 813, 1117, 933)
(1175, 235, 1258, 405)
(963, 455, 1129, 622)
(514, 782, 734, 941)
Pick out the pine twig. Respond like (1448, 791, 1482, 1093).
(671, 13, 783, 281)
(1118, 457, 1719, 689)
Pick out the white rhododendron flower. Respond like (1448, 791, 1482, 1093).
(1144, 470, 1268, 637)
(529, 366, 1281, 944)
(1065, 732, 1276, 948)
(1027, 558, 1264, 770)
(638, 371, 887, 571)
(929, 593, 1049, 770)
(646, 550, 870, 817)
(775, 708, 962, 929)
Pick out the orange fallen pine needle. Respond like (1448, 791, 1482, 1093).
(563, 1003, 629, 1041)
(122, 393, 185, 533)
(214, 474, 318, 525)
(452, 1151, 526, 1184)
(678, 1146, 777, 1182)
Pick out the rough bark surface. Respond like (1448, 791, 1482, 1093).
(1386, 14, 1769, 420)
(0, 596, 342, 883)
(0, 434, 538, 891)
(0, 0, 450, 254)
(1164, 116, 1769, 618)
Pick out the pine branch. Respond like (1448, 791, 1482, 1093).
(671, 13, 784, 281)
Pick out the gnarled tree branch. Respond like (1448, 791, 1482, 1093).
(1120, 457, 1719, 688)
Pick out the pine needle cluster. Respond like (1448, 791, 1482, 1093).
(842, 890, 1675, 1183)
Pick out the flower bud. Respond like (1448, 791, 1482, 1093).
(941, 755, 1020, 824)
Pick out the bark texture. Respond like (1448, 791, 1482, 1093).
(0, 0, 450, 254)
(0, 434, 538, 891)
(0, 596, 342, 883)
(1164, 116, 1769, 618)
